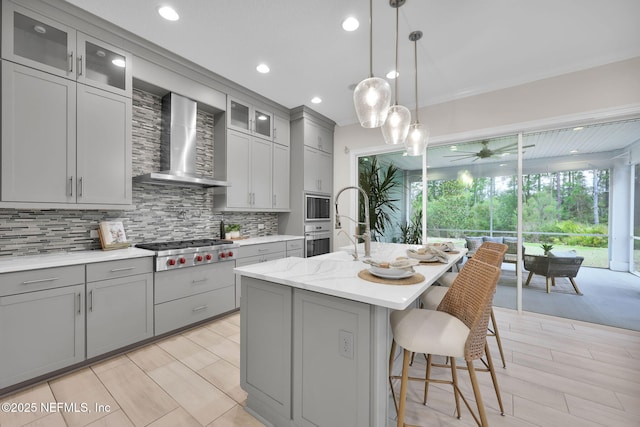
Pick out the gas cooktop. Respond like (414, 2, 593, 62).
(136, 239, 239, 271)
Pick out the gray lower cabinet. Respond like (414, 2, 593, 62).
(0, 266, 85, 389)
(154, 262, 236, 335)
(286, 239, 304, 258)
(240, 277, 292, 424)
(86, 258, 153, 358)
(240, 278, 371, 427)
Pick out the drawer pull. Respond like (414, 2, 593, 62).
(257, 248, 269, 253)
(192, 278, 208, 284)
(192, 305, 208, 312)
(110, 267, 136, 272)
(22, 277, 59, 285)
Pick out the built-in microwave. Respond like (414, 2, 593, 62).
(305, 194, 331, 221)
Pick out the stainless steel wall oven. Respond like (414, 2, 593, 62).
(304, 222, 331, 257)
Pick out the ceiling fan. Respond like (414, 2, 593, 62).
(444, 140, 535, 162)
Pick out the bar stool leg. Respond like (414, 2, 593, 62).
(450, 357, 461, 419)
(467, 361, 489, 427)
(423, 353, 432, 404)
(388, 340, 398, 413)
(397, 349, 411, 427)
(485, 343, 505, 415)
(490, 309, 506, 368)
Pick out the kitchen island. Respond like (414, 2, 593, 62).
(234, 243, 465, 427)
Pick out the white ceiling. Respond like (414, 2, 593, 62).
(64, 0, 640, 127)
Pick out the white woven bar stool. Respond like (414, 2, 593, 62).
(389, 258, 503, 427)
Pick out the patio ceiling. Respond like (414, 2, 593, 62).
(383, 119, 640, 173)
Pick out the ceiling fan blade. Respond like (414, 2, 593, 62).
(449, 155, 478, 162)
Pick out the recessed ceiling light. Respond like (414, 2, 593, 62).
(311, 97, 322, 104)
(573, 126, 584, 131)
(450, 146, 457, 151)
(386, 70, 398, 79)
(256, 63, 270, 74)
(342, 17, 359, 32)
(158, 6, 179, 21)
(111, 58, 126, 68)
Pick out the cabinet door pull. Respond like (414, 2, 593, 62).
(69, 52, 74, 73)
(110, 266, 135, 272)
(274, 128, 278, 139)
(78, 55, 83, 76)
(192, 305, 208, 312)
(78, 177, 84, 196)
(89, 290, 93, 312)
(77, 293, 81, 314)
(69, 176, 74, 196)
(22, 277, 59, 285)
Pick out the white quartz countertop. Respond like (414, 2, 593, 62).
(234, 243, 466, 310)
(232, 235, 304, 246)
(0, 247, 155, 274)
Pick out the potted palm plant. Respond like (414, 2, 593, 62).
(540, 243, 554, 255)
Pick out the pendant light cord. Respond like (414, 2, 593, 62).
(393, 6, 399, 105)
(369, 0, 373, 78)
(413, 37, 419, 122)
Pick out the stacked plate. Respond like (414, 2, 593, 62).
(366, 259, 419, 280)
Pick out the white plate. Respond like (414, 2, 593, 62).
(368, 268, 415, 280)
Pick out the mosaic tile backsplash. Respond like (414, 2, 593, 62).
(0, 88, 279, 257)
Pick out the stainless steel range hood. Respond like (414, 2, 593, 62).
(134, 93, 229, 188)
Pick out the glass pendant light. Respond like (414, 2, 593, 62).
(353, 0, 391, 128)
(381, 0, 410, 145)
(405, 30, 429, 156)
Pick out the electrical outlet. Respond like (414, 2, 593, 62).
(90, 230, 99, 238)
(258, 223, 265, 230)
(339, 330, 354, 359)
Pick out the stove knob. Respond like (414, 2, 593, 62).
(205, 254, 213, 261)
(227, 251, 234, 258)
(179, 257, 186, 264)
(195, 255, 203, 262)
(219, 252, 226, 259)
(168, 259, 176, 266)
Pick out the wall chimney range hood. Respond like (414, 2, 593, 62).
(134, 93, 229, 188)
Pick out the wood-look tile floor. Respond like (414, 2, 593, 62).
(1, 308, 639, 427)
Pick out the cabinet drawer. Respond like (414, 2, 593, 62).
(87, 257, 153, 282)
(236, 252, 284, 267)
(286, 239, 304, 251)
(238, 242, 286, 258)
(155, 262, 235, 304)
(155, 286, 235, 335)
(0, 265, 84, 297)
(287, 249, 304, 258)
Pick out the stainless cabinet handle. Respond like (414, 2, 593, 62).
(69, 52, 74, 73)
(77, 293, 81, 314)
(273, 194, 276, 207)
(110, 267, 135, 272)
(257, 248, 269, 252)
(192, 305, 208, 312)
(89, 290, 93, 312)
(192, 278, 208, 284)
(78, 177, 83, 196)
(22, 277, 59, 285)
(78, 55, 83, 76)
(274, 128, 277, 139)
(69, 176, 74, 196)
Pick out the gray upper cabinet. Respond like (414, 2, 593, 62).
(0, 2, 132, 208)
(272, 143, 290, 210)
(1, 61, 132, 206)
(274, 115, 290, 147)
(303, 120, 332, 154)
(2, 2, 132, 97)
(228, 97, 273, 140)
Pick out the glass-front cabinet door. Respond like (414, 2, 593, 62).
(254, 108, 273, 139)
(229, 98, 251, 133)
(1, 3, 76, 79)
(228, 97, 273, 139)
(77, 33, 132, 97)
